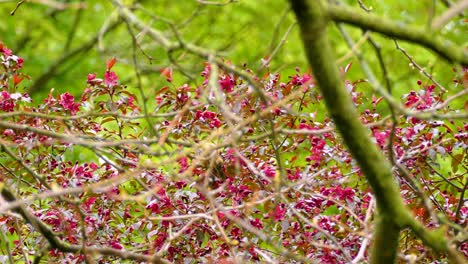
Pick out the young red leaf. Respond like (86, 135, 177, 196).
(106, 57, 117, 70)
(160, 66, 173, 82)
(13, 74, 24, 86)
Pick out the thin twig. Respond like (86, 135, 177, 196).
(394, 40, 447, 92)
(10, 0, 25, 15)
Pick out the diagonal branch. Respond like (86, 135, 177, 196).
(325, 3, 468, 65)
(288, 0, 465, 263)
(432, 0, 468, 30)
(0, 185, 171, 264)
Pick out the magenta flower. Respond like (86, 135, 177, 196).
(219, 74, 235, 93)
(270, 204, 286, 222)
(104, 71, 118, 87)
(59, 92, 80, 115)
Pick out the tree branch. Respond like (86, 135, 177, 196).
(288, 0, 465, 263)
(432, 0, 468, 30)
(0, 185, 171, 264)
(370, 214, 400, 263)
(325, 3, 468, 65)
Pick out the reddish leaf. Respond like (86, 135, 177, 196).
(160, 66, 173, 82)
(12, 74, 24, 86)
(106, 57, 117, 70)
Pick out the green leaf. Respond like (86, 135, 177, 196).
(323, 205, 340, 216)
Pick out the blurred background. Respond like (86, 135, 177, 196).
(0, 0, 465, 107)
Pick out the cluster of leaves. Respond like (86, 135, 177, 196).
(0, 43, 466, 263)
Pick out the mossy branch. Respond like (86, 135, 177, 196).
(326, 3, 468, 65)
(371, 214, 400, 263)
(288, 0, 465, 263)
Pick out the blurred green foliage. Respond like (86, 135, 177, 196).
(0, 0, 465, 105)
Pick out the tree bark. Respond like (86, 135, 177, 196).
(288, 0, 465, 263)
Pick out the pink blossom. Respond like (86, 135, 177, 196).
(104, 71, 118, 87)
(291, 73, 312, 86)
(0, 91, 15, 112)
(202, 111, 216, 119)
(404, 91, 419, 107)
(262, 165, 276, 178)
(16, 57, 24, 68)
(287, 168, 302, 181)
(209, 118, 221, 128)
(87, 73, 96, 83)
(178, 157, 189, 173)
(250, 218, 264, 229)
(373, 130, 389, 147)
(270, 204, 286, 222)
(83, 197, 97, 211)
(109, 240, 123, 250)
(146, 200, 161, 214)
(0, 46, 12, 56)
(89, 162, 99, 171)
(59, 92, 80, 115)
(1, 90, 10, 99)
(219, 74, 235, 93)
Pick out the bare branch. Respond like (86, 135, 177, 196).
(432, 0, 468, 30)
